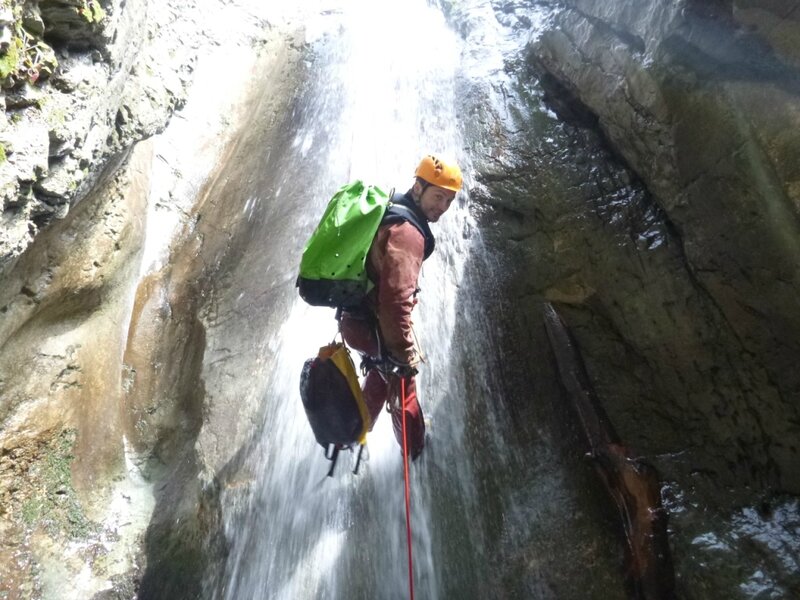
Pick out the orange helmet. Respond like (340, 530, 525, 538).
(415, 155, 462, 192)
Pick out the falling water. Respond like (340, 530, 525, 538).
(211, 1, 489, 598)
(196, 0, 637, 597)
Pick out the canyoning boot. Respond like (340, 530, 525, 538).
(413, 417, 433, 462)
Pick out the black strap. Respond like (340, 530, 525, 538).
(382, 192, 435, 259)
(325, 445, 340, 477)
(353, 444, 366, 475)
(324, 444, 368, 477)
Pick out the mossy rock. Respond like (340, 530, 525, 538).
(16, 429, 99, 540)
(0, 36, 20, 80)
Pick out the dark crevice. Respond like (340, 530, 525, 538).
(535, 69, 600, 129)
(567, 5, 646, 54)
(529, 57, 683, 248)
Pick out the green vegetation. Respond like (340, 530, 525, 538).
(0, 3, 59, 87)
(46, 104, 67, 127)
(21, 497, 43, 524)
(0, 36, 20, 78)
(19, 429, 97, 540)
(80, 1, 106, 24)
(0, 143, 6, 163)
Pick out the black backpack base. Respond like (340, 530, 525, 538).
(299, 342, 369, 476)
(296, 276, 366, 310)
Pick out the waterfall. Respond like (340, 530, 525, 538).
(211, 1, 487, 598)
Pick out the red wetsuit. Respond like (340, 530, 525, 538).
(340, 218, 427, 458)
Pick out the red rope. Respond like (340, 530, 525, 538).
(400, 377, 415, 600)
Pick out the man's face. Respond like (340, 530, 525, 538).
(418, 184, 456, 222)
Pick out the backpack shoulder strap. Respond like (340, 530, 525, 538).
(382, 192, 435, 259)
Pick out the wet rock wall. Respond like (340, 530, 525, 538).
(0, 141, 151, 598)
(131, 41, 306, 597)
(446, 0, 799, 597)
(0, 0, 196, 274)
(0, 0, 797, 596)
(0, 1, 303, 596)
(525, 0, 800, 491)
(527, 2, 800, 464)
(0, 0, 198, 592)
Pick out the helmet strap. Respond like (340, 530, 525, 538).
(414, 179, 431, 204)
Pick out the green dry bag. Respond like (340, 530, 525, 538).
(297, 180, 390, 308)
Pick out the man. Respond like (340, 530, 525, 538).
(339, 155, 462, 459)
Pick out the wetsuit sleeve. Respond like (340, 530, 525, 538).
(377, 222, 425, 364)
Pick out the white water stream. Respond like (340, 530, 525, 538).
(212, 1, 489, 598)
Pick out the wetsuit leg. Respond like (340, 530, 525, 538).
(362, 369, 388, 429)
(340, 310, 387, 428)
(339, 310, 380, 357)
(389, 375, 425, 459)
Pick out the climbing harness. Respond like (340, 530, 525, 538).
(400, 377, 415, 600)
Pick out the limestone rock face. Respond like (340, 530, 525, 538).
(446, 0, 799, 596)
(0, 141, 151, 600)
(0, 0, 196, 274)
(522, 0, 800, 491)
(0, 0, 797, 597)
(0, 1, 302, 596)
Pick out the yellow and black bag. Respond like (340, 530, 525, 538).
(299, 342, 369, 475)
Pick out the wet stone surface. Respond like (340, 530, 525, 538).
(0, 1, 798, 598)
(445, 0, 800, 597)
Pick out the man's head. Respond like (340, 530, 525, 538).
(411, 155, 462, 222)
